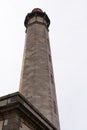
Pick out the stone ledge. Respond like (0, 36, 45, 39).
(0, 92, 58, 130)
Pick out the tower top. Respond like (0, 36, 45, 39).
(24, 8, 50, 28)
(32, 8, 43, 12)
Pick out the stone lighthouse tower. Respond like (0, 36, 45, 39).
(0, 8, 60, 130)
(19, 8, 60, 129)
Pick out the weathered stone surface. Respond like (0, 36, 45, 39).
(19, 10, 60, 130)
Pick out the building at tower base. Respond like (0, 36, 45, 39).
(0, 92, 58, 130)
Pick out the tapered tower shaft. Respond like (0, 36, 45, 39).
(19, 8, 60, 129)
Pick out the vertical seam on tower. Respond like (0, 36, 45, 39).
(46, 28, 54, 123)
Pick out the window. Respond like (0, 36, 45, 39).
(0, 121, 3, 130)
(51, 74, 54, 84)
(53, 101, 57, 114)
(49, 54, 51, 62)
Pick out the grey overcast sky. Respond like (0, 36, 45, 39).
(0, 0, 87, 130)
